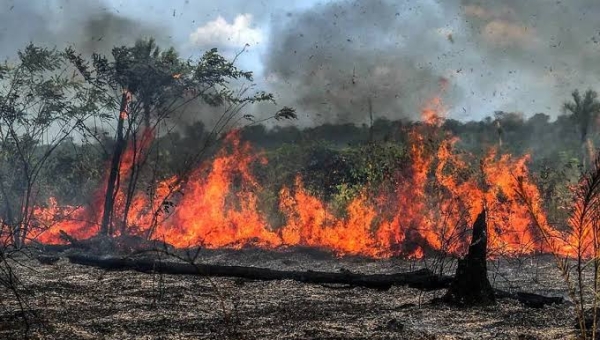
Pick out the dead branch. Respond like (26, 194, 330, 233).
(66, 253, 452, 291)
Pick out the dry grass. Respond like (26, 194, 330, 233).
(0, 249, 577, 339)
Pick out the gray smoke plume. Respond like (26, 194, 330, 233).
(0, 0, 168, 59)
(263, 0, 600, 123)
(263, 0, 462, 125)
(4, 0, 599, 125)
(453, 0, 600, 116)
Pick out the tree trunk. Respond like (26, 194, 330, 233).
(582, 137, 594, 173)
(121, 101, 152, 235)
(18, 184, 34, 248)
(443, 208, 496, 306)
(0, 179, 15, 242)
(100, 90, 131, 236)
(120, 134, 138, 235)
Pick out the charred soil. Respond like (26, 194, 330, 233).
(0, 249, 575, 339)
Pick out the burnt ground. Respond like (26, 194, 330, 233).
(0, 248, 578, 339)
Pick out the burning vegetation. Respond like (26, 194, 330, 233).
(24, 89, 586, 261)
(28, 95, 541, 258)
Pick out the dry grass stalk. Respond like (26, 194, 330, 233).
(516, 152, 600, 339)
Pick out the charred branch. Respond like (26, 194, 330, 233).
(64, 253, 565, 308)
(494, 289, 564, 308)
(66, 253, 453, 291)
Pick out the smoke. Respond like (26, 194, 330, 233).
(0, 0, 272, 134)
(454, 0, 600, 116)
(263, 0, 600, 123)
(3, 0, 599, 124)
(263, 0, 462, 125)
(0, 0, 169, 59)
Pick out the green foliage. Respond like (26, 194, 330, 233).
(1, 45, 100, 128)
(42, 139, 105, 204)
(255, 140, 407, 218)
(0, 43, 103, 245)
(67, 39, 274, 130)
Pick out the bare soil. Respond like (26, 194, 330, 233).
(0, 248, 577, 339)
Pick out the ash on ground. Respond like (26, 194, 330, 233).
(0, 248, 575, 339)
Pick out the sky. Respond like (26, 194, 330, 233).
(1, 0, 599, 126)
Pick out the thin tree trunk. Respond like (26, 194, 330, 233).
(121, 101, 152, 234)
(100, 90, 131, 236)
(18, 184, 33, 247)
(122, 104, 154, 234)
(120, 131, 138, 235)
(143, 101, 151, 130)
(582, 141, 588, 173)
(121, 133, 150, 235)
(580, 121, 590, 172)
(0, 178, 15, 244)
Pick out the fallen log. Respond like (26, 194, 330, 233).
(67, 254, 453, 291)
(65, 254, 567, 307)
(36, 255, 60, 265)
(494, 289, 564, 308)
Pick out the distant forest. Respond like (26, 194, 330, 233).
(44, 110, 587, 219)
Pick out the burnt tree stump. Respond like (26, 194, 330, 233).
(443, 208, 496, 306)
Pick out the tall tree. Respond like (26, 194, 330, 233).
(0, 44, 102, 247)
(563, 89, 600, 170)
(67, 38, 277, 237)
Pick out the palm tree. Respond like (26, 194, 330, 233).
(563, 89, 600, 170)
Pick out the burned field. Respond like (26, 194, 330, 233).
(1, 248, 574, 339)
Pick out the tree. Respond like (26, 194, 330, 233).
(66, 38, 286, 238)
(0, 44, 103, 333)
(563, 89, 600, 170)
(0, 44, 102, 247)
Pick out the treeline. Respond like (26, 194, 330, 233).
(44, 110, 587, 212)
(241, 112, 581, 163)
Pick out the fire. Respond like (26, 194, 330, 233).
(36, 129, 155, 244)
(155, 135, 280, 248)
(279, 178, 388, 257)
(31, 92, 580, 259)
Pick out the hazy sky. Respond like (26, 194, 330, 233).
(1, 0, 599, 126)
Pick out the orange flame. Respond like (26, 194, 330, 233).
(30, 90, 580, 259)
